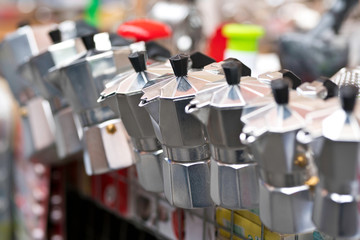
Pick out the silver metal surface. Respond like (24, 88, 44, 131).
(53, 107, 82, 160)
(162, 157, 212, 208)
(45, 36, 140, 173)
(210, 158, 259, 210)
(0, 25, 64, 163)
(304, 96, 360, 239)
(185, 68, 271, 209)
(296, 81, 327, 99)
(140, 55, 223, 208)
(18, 37, 86, 162)
(0, 25, 39, 106)
(259, 180, 315, 234)
(98, 52, 166, 192)
(241, 88, 319, 233)
(134, 149, 164, 192)
(331, 67, 360, 92)
(19, 38, 86, 109)
(83, 119, 134, 175)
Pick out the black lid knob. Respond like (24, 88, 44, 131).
(222, 61, 242, 85)
(128, 52, 147, 72)
(48, 29, 62, 44)
(190, 52, 215, 69)
(224, 58, 251, 77)
(109, 33, 132, 47)
(279, 69, 301, 89)
(17, 20, 30, 28)
(145, 41, 171, 60)
(315, 77, 339, 99)
(340, 85, 358, 112)
(81, 34, 96, 50)
(169, 54, 189, 77)
(271, 79, 289, 104)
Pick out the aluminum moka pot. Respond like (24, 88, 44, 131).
(140, 54, 223, 208)
(303, 85, 360, 238)
(46, 33, 136, 175)
(240, 79, 320, 234)
(185, 60, 272, 209)
(98, 52, 165, 192)
(98, 51, 215, 192)
(0, 23, 57, 161)
(18, 28, 88, 162)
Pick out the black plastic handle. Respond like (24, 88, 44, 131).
(315, 77, 339, 99)
(190, 52, 215, 69)
(279, 69, 301, 89)
(145, 41, 171, 60)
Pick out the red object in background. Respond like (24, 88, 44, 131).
(206, 24, 228, 62)
(90, 169, 129, 216)
(172, 209, 185, 240)
(117, 19, 172, 42)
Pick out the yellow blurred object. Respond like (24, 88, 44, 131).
(97, 3, 127, 31)
(216, 208, 312, 240)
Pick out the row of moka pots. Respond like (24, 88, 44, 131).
(100, 53, 359, 239)
(98, 46, 359, 239)
(1, 22, 359, 239)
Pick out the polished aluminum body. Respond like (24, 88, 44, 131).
(304, 91, 360, 239)
(241, 83, 321, 233)
(19, 36, 86, 161)
(46, 34, 137, 174)
(140, 54, 223, 208)
(186, 61, 270, 209)
(0, 25, 56, 161)
(99, 52, 166, 192)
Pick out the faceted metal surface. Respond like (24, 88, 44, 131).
(83, 119, 135, 175)
(0, 25, 53, 105)
(210, 158, 259, 209)
(304, 97, 360, 238)
(240, 89, 320, 233)
(259, 180, 315, 234)
(46, 42, 134, 123)
(26, 97, 57, 162)
(313, 186, 360, 239)
(186, 76, 271, 158)
(140, 64, 223, 207)
(143, 97, 208, 152)
(53, 107, 82, 160)
(19, 38, 86, 107)
(162, 157, 212, 208)
(296, 81, 327, 99)
(134, 149, 164, 192)
(98, 56, 167, 192)
(331, 67, 360, 95)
